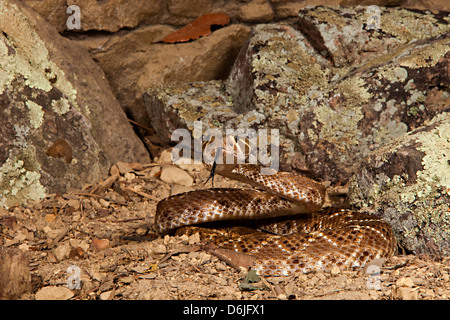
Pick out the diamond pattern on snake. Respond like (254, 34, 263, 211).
(154, 138, 396, 276)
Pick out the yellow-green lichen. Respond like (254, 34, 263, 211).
(25, 100, 44, 129)
(0, 31, 52, 93)
(247, 24, 346, 143)
(0, 1, 79, 109)
(414, 113, 450, 192)
(153, 81, 235, 131)
(378, 113, 449, 202)
(0, 148, 46, 208)
(407, 104, 425, 117)
(303, 6, 348, 27)
(381, 9, 450, 43)
(336, 76, 372, 107)
(313, 77, 370, 148)
(350, 112, 450, 251)
(51, 97, 71, 115)
(379, 66, 408, 83)
(251, 25, 330, 114)
(398, 39, 450, 69)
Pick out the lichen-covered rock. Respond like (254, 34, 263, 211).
(0, 0, 149, 207)
(348, 112, 450, 256)
(145, 6, 450, 183)
(297, 6, 450, 67)
(295, 33, 450, 183)
(144, 81, 235, 143)
(227, 7, 450, 182)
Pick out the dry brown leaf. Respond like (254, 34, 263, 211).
(159, 13, 230, 43)
(159, 245, 202, 264)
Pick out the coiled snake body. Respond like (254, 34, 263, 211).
(155, 146, 396, 276)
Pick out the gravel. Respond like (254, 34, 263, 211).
(1, 157, 450, 300)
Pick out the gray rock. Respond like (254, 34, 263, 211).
(144, 7, 450, 184)
(160, 166, 194, 187)
(348, 112, 450, 256)
(53, 243, 71, 262)
(0, 0, 149, 207)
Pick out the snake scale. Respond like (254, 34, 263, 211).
(154, 139, 396, 276)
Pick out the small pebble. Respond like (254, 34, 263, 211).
(160, 166, 194, 187)
(99, 290, 114, 300)
(35, 286, 74, 300)
(396, 276, 415, 287)
(156, 149, 173, 164)
(91, 238, 111, 250)
(331, 265, 341, 275)
(53, 243, 70, 261)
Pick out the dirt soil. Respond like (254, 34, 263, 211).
(2, 154, 450, 300)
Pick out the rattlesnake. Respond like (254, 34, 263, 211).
(154, 138, 396, 276)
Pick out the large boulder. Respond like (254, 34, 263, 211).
(145, 7, 450, 183)
(0, 0, 149, 207)
(348, 112, 450, 256)
(226, 7, 450, 182)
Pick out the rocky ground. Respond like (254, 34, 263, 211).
(1, 0, 449, 302)
(1, 151, 450, 300)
